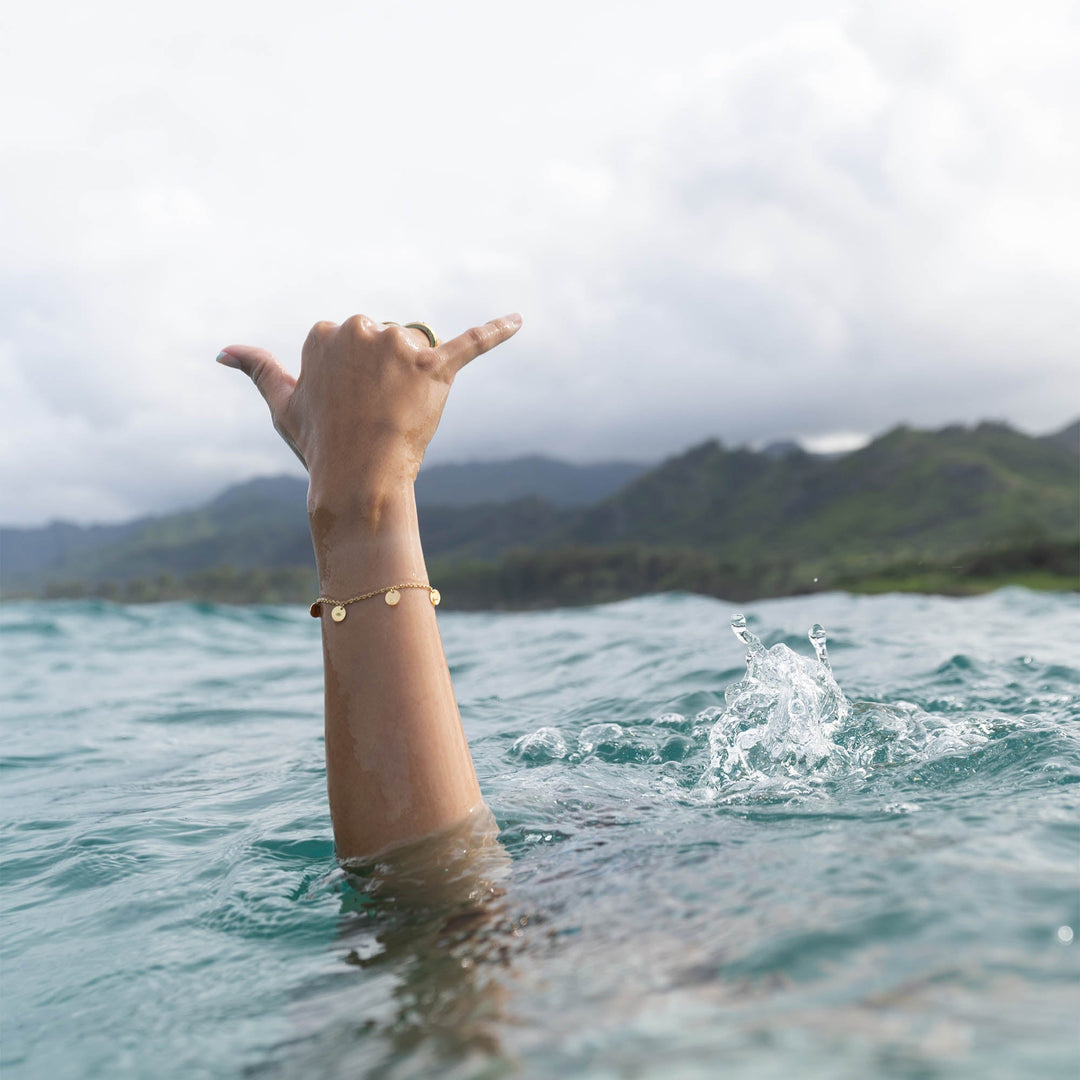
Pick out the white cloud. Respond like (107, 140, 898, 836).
(802, 432, 871, 456)
(0, 0, 1076, 524)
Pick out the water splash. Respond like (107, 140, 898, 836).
(507, 612, 1001, 802)
(696, 614, 993, 802)
(510, 727, 569, 763)
(698, 616, 850, 798)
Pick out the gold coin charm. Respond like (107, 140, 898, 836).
(384, 588, 401, 607)
(331, 605, 347, 622)
(429, 588, 441, 606)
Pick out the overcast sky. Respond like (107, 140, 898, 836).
(1, 0, 1077, 525)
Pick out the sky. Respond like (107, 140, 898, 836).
(1, 0, 1077, 525)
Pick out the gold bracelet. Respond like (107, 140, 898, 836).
(309, 582, 441, 622)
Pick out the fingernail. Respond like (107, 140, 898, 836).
(506, 313, 522, 328)
(216, 350, 240, 369)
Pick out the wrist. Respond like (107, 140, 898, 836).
(306, 448, 420, 515)
(305, 439, 423, 515)
(307, 482, 409, 528)
(307, 480, 427, 597)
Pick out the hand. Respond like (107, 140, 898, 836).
(217, 313, 522, 513)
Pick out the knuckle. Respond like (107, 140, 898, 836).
(467, 326, 490, 351)
(308, 319, 337, 344)
(382, 324, 408, 348)
(341, 313, 375, 338)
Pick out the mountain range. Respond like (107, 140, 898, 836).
(0, 457, 648, 594)
(2, 420, 1076, 603)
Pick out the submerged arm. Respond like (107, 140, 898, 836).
(218, 312, 521, 858)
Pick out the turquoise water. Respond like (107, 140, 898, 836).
(2, 590, 1078, 1079)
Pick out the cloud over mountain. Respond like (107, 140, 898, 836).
(1, 0, 1076, 524)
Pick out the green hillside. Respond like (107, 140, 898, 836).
(564, 421, 1079, 564)
(3, 420, 1076, 605)
(0, 456, 647, 595)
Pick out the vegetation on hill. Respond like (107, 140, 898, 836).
(3, 420, 1076, 606)
(36, 537, 1076, 608)
(562, 422, 1079, 560)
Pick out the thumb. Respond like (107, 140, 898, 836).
(217, 345, 296, 416)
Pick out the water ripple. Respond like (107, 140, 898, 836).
(1, 591, 1078, 1079)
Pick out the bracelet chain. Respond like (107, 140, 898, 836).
(310, 582, 440, 622)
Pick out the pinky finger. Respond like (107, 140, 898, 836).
(438, 313, 522, 375)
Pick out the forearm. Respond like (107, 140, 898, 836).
(219, 311, 520, 859)
(309, 482, 482, 859)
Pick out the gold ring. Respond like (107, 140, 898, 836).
(404, 321, 439, 348)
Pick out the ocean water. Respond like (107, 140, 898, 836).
(2, 589, 1078, 1079)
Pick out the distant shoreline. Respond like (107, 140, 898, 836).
(7, 537, 1075, 609)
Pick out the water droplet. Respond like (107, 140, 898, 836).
(809, 623, 831, 670)
(730, 613, 765, 660)
(1058, 925, 1074, 944)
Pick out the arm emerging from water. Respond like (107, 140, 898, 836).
(217, 312, 521, 859)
